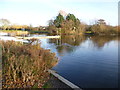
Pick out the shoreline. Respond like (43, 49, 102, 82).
(43, 69, 82, 90)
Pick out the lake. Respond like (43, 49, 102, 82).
(39, 35, 118, 88)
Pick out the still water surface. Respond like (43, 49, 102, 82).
(39, 35, 118, 88)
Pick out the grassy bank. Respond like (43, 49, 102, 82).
(1, 40, 58, 88)
(0, 30, 29, 36)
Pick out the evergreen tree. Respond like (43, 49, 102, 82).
(66, 14, 77, 22)
(66, 14, 80, 28)
(54, 13, 64, 28)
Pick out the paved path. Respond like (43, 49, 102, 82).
(46, 75, 73, 89)
(47, 70, 82, 90)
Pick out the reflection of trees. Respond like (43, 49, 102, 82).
(49, 35, 87, 46)
(56, 45, 74, 56)
(49, 35, 87, 55)
(49, 35, 118, 55)
(61, 35, 87, 46)
(90, 35, 118, 49)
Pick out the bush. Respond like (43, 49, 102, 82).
(1, 40, 58, 88)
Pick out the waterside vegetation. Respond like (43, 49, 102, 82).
(47, 13, 119, 35)
(0, 11, 119, 89)
(1, 40, 58, 88)
(0, 12, 119, 35)
(0, 30, 29, 36)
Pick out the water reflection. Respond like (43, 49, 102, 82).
(46, 35, 118, 88)
(49, 35, 87, 46)
(48, 35, 118, 55)
(90, 35, 118, 49)
(36, 34, 118, 88)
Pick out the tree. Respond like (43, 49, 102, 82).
(48, 12, 83, 35)
(66, 14, 81, 28)
(97, 19, 106, 25)
(66, 14, 77, 22)
(28, 24, 33, 31)
(54, 13, 64, 28)
(0, 19, 10, 30)
(48, 19, 54, 26)
(61, 20, 75, 34)
(75, 18, 81, 28)
(90, 19, 109, 34)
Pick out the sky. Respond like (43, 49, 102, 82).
(0, 0, 119, 26)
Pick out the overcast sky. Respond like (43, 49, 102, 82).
(0, 0, 119, 26)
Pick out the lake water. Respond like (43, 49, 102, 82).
(39, 35, 118, 88)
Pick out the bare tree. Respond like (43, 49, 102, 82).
(0, 19, 10, 30)
(48, 19, 54, 26)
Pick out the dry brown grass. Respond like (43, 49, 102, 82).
(0, 30, 29, 36)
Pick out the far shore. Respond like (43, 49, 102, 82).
(0, 30, 29, 36)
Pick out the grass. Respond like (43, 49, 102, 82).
(42, 83, 52, 88)
(0, 30, 50, 35)
(0, 30, 23, 31)
(0, 30, 29, 36)
(85, 31, 93, 34)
